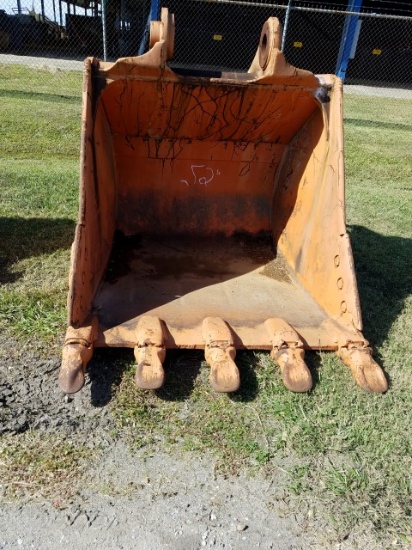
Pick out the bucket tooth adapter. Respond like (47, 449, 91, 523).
(59, 8, 387, 394)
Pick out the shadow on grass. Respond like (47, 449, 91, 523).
(305, 352, 323, 389)
(87, 349, 260, 405)
(88, 348, 131, 407)
(0, 217, 75, 284)
(0, 89, 81, 104)
(156, 350, 203, 401)
(88, 349, 205, 406)
(349, 225, 412, 354)
(154, 350, 259, 403)
(344, 118, 412, 132)
(230, 351, 259, 402)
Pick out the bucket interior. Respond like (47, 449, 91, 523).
(98, 77, 318, 237)
(78, 71, 353, 348)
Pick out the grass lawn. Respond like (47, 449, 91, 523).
(0, 63, 411, 547)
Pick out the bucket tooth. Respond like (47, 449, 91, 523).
(265, 318, 312, 392)
(134, 316, 166, 390)
(203, 317, 240, 393)
(337, 343, 388, 393)
(59, 320, 97, 394)
(59, 342, 93, 394)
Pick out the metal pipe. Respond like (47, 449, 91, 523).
(138, 0, 160, 56)
(336, 0, 363, 80)
(150, 0, 160, 21)
(138, 10, 151, 55)
(281, 0, 292, 53)
(350, 19, 362, 59)
(102, 0, 107, 61)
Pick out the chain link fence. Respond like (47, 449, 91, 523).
(1, 0, 412, 123)
(0, 1, 411, 85)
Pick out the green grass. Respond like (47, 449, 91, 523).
(0, 64, 411, 546)
(0, 432, 93, 508)
(0, 65, 81, 341)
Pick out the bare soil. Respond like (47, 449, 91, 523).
(1, 333, 388, 550)
(0, 336, 342, 550)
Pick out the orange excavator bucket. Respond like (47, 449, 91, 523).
(59, 9, 387, 395)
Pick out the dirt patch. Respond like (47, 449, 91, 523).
(0, 335, 319, 549)
(0, 336, 390, 550)
(0, 53, 84, 72)
(0, 336, 116, 438)
(0, 441, 311, 550)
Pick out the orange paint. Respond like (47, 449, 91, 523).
(59, 10, 387, 395)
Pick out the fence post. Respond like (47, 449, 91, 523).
(281, 0, 293, 52)
(336, 0, 363, 81)
(138, 0, 160, 56)
(102, 0, 108, 61)
(150, 0, 160, 22)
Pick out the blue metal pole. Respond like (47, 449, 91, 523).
(281, 0, 293, 53)
(336, 0, 363, 81)
(150, 0, 160, 22)
(102, 0, 108, 61)
(138, 0, 160, 55)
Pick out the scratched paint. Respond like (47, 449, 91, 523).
(181, 164, 221, 187)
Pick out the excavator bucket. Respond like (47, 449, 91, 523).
(59, 9, 387, 395)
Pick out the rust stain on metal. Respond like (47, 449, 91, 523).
(260, 258, 292, 283)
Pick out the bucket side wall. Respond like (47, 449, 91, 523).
(273, 76, 362, 331)
(67, 60, 117, 327)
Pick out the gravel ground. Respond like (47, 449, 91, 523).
(0, 336, 375, 550)
(0, 336, 383, 550)
(0, 443, 306, 550)
(0, 53, 84, 71)
(344, 82, 412, 99)
(0, 337, 328, 550)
